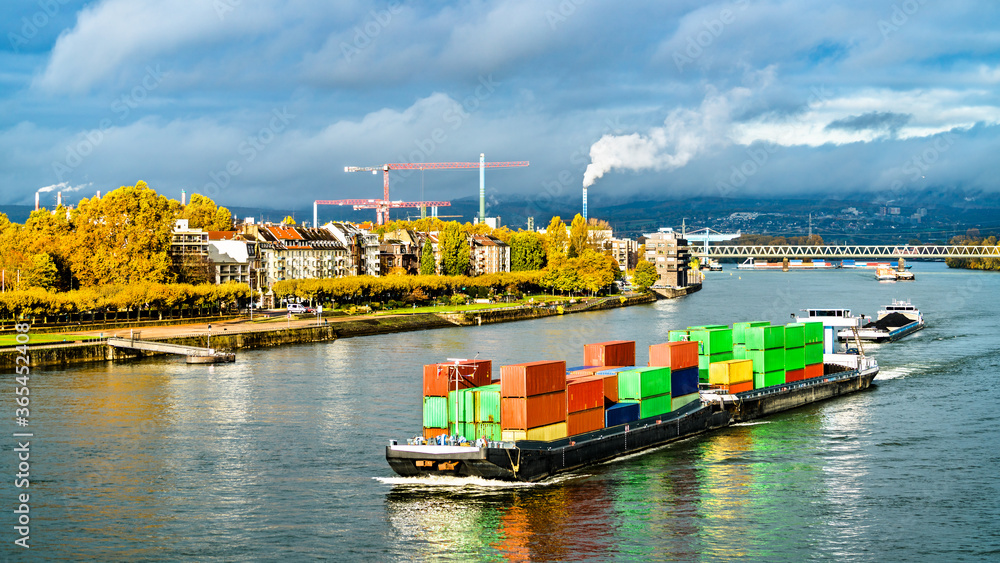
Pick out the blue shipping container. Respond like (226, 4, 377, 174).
(597, 367, 634, 376)
(671, 366, 699, 397)
(566, 365, 597, 373)
(605, 401, 640, 427)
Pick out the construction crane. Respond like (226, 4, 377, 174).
(317, 155, 529, 226)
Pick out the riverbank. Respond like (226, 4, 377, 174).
(1, 293, 656, 369)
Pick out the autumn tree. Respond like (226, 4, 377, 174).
(568, 214, 588, 258)
(71, 181, 177, 286)
(419, 240, 436, 275)
(510, 231, 546, 271)
(544, 216, 568, 265)
(440, 222, 470, 276)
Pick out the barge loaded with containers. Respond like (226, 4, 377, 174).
(386, 321, 878, 482)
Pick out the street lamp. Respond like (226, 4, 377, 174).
(207, 324, 212, 349)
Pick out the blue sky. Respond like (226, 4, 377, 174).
(3, 0, 1000, 214)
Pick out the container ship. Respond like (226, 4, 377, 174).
(737, 258, 838, 270)
(386, 321, 878, 482)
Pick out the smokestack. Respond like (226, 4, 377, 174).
(57, 191, 62, 207)
(479, 153, 485, 223)
(181, 189, 186, 206)
(35, 192, 39, 211)
(96, 190, 101, 199)
(583, 187, 588, 221)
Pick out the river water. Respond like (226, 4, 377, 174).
(3, 262, 1000, 561)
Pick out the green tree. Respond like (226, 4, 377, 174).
(633, 260, 658, 292)
(440, 222, 469, 276)
(71, 181, 177, 286)
(510, 231, 546, 271)
(420, 240, 436, 275)
(568, 214, 588, 258)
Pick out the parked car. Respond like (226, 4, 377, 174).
(287, 303, 307, 314)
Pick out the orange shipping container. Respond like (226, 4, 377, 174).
(501, 391, 567, 430)
(726, 381, 753, 394)
(600, 373, 619, 404)
(423, 427, 448, 440)
(567, 407, 605, 436)
(567, 376, 605, 412)
(501, 361, 566, 397)
(785, 368, 805, 382)
(648, 341, 699, 370)
(584, 341, 636, 367)
(804, 363, 824, 379)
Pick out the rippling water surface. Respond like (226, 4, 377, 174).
(3, 262, 1000, 561)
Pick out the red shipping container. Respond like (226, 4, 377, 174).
(584, 341, 636, 367)
(600, 373, 619, 404)
(567, 406, 605, 436)
(567, 376, 604, 412)
(459, 359, 492, 385)
(785, 368, 805, 382)
(501, 361, 566, 397)
(804, 363, 824, 379)
(501, 391, 567, 430)
(423, 427, 448, 439)
(423, 362, 491, 396)
(648, 341, 699, 370)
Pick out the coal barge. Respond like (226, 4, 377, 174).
(386, 356, 878, 483)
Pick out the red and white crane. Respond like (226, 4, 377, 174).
(315, 155, 529, 225)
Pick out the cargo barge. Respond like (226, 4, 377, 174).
(386, 358, 877, 482)
(836, 300, 924, 343)
(386, 322, 878, 483)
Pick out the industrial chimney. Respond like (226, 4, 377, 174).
(96, 190, 101, 199)
(57, 191, 62, 207)
(181, 189, 186, 206)
(35, 192, 39, 211)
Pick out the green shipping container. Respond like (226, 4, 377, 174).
(689, 328, 733, 355)
(423, 396, 448, 428)
(618, 366, 672, 400)
(733, 344, 748, 360)
(458, 422, 477, 442)
(699, 351, 734, 382)
(639, 393, 672, 419)
(732, 321, 770, 346)
(746, 348, 784, 373)
(448, 388, 476, 424)
(804, 322, 824, 344)
(785, 346, 805, 371)
(784, 323, 805, 348)
(745, 326, 785, 350)
(688, 325, 729, 330)
(671, 392, 700, 411)
(805, 342, 823, 365)
(475, 422, 502, 441)
(475, 384, 501, 423)
(754, 370, 786, 389)
(668, 330, 690, 342)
